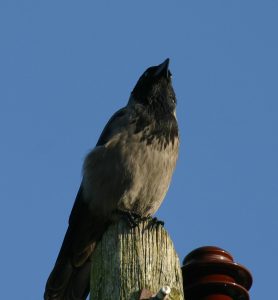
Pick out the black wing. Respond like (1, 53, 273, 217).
(96, 107, 127, 146)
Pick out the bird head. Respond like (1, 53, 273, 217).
(131, 59, 177, 115)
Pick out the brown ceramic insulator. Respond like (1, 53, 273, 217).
(182, 246, 253, 300)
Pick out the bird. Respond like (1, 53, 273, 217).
(44, 58, 179, 300)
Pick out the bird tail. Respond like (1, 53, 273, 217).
(44, 186, 109, 300)
(44, 229, 93, 300)
(44, 260, 91, 300)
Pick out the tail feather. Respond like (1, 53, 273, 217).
(44, 258, 90, 300)
(44, 186, 109, 300)
(44, 225, 95, 300)
(44, 187, 94, 300)
(63, 261, 91, 300)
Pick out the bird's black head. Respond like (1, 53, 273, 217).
(131, 59, 176, 116)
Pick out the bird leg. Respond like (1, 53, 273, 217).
(115, 210, 144, 228)
(114, 210, 164, 229)
(145, 216, 165, 229)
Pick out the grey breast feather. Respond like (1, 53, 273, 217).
(81, 103, 179, 218)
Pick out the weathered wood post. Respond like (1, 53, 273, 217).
(90, 219, 184, 300)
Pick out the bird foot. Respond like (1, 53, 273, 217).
(115, 210, 165, 229)
(116, 210, 144, 228)
(145, 216, 165, 229)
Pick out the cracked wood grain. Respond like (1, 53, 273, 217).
(90, 219, 184, 300)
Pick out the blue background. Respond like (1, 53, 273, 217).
(1, 1, 277, 299)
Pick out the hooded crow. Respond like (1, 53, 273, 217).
(44, 58, 179, 300)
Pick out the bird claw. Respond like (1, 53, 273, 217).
(115, 211, 164, 229)
(116, 210, 143, 228)
(146, 216, 164, 229)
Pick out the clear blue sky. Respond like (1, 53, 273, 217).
(1, 1, 277, 299)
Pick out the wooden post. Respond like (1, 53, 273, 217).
(90, 219, 184, 300)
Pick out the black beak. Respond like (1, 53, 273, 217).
(154, 58, 170, 78)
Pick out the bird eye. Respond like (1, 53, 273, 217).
(168, 70, 172, 78)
